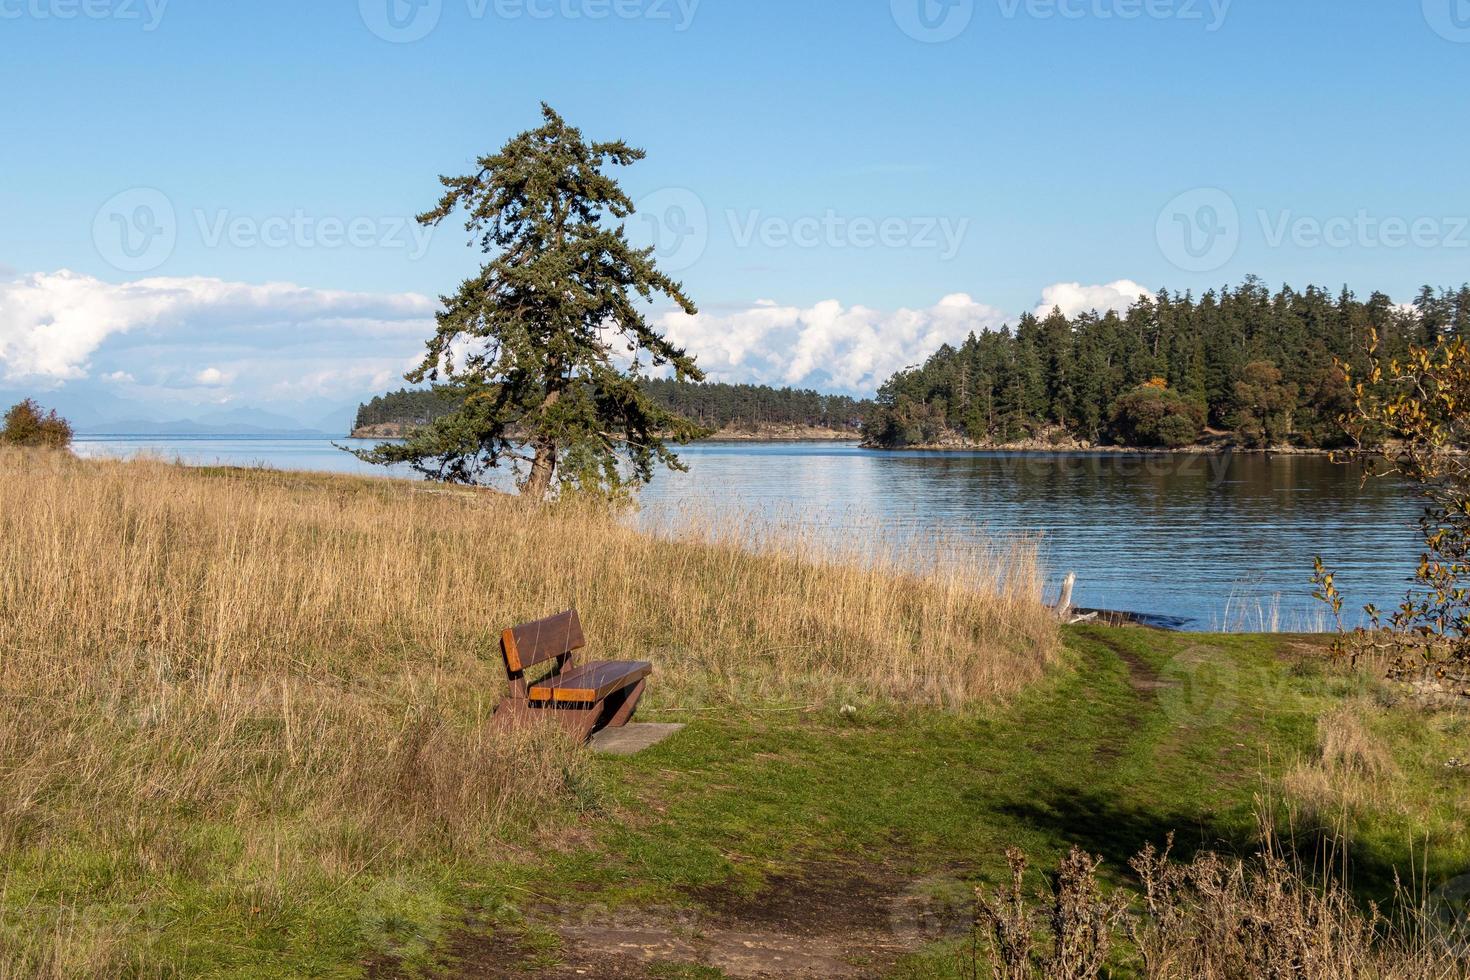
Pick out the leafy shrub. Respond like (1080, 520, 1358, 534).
(1232, 359, 1299, 447)
(1321, 330, 1470, 677)
(864, 395, 948, 448)
(1, 400, 73, 449)
(1107, 385, 1203, 448)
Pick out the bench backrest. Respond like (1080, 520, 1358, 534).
(501, 608, 585, 676)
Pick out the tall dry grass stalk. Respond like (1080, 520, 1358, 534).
(0, 451, 1056, 975)
(974, 833, 1468, 980)
(1282, 698, 1403, 830)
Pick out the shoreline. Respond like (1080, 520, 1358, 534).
(349, 423, 864, 443)
(862, 440, 1338, 457)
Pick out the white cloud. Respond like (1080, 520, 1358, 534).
(262, 363, 404, 400)
(1033, 279, 1153, 319)
(1, 270, 1158, 408)
(652, 281, 1156, 392)
(656, 293, 1010, 393)
(0, 270, 435, 384)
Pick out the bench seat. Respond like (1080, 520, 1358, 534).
(529, 661, 651, 704)
(496, 609, 653, 741)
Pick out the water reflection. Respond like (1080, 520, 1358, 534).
(637, 444, 1422, 631)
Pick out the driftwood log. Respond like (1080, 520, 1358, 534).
(1050, 573, 1103, 625)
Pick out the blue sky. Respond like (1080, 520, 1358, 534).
(2, 0, 1469, 424)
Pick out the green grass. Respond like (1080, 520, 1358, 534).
(538, 629, 1292, 900)
(5, 625, 1463, 978)
(465, 627, 1468, 978)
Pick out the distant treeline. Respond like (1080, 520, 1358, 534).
(354, 388, 461, 430)
(639, 379, 870, 432)
(865, 278, 1470, 450)
(355, 380, 874, 434)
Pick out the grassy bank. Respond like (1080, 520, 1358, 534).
(474, 630, 1469, 978)
(1, 454, 1463, 977)
(0, 452, 1054, 977)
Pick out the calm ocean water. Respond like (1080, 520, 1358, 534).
(73, 435, 1423, 631)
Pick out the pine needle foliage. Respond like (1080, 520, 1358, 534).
(356, 104, 706, 499)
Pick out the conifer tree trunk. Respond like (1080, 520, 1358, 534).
(525, 440, 557, 500)
(523, 386, 562, 500)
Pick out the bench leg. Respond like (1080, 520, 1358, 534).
(496, 698, 601, 743)
(492, 697, 532, 730)
(604, 679, 646, 729)
(561, 706, 600, 742)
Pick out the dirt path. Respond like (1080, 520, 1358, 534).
(415, 630, 1272, 980)
(1089, 630, 1175, 695)
(434, 860, 946, 978)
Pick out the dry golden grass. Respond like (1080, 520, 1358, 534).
(0, 450, 1056, 976)
(0, 449, 1054, 708)
(1283, 698, 1403, 829)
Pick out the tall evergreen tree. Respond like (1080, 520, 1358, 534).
(356, 105, 705, 498)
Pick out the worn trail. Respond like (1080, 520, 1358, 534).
(427, 630, 1300, 979)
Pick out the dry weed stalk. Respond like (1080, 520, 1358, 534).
(973, 836, 1467, 980)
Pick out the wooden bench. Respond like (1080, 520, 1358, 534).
(496, 608, 650, 740)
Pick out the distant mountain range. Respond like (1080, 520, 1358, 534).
(2, 388, 360, 437)
(75, 419, 333, 437)
(76, 405, 337, 436)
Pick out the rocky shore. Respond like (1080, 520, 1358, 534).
(862, 429, 1338, 456)
(350, 422, 862, 442)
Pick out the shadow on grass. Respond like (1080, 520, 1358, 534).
(995, 788, 1256, 871)
(995, 787, 1440, 908)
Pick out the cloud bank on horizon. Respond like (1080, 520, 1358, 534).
(0, 271, 434, 419)
(0, 270, 1154, 420)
